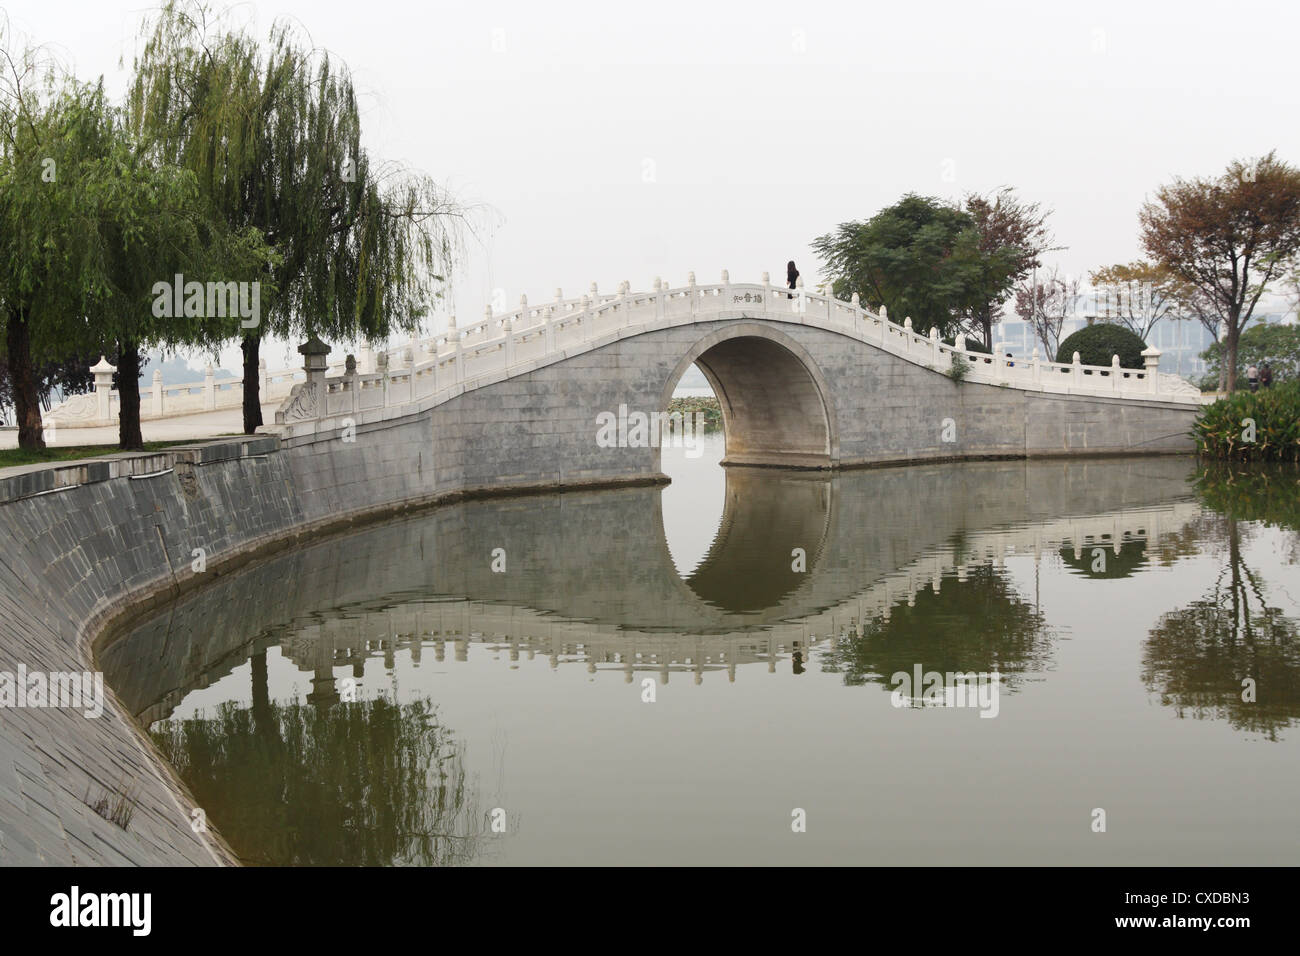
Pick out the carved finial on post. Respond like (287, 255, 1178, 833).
(687, 271, 696, 288)
(555, 287, 563, 302)
(721, 269, 730, 284)
(904, 317, 913, 332)
(590, 281, 599, 298)
(761, 271, 770, 285)
(880, 304, 888, 321)
(851, 292, 860, 308)
(1141, 346, 1162, 393)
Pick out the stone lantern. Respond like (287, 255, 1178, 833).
(298, 335, 330, 385)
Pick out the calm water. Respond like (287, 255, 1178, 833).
(101, 438, 1300, 866)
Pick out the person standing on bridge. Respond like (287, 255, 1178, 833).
(787, 260, 800, 299)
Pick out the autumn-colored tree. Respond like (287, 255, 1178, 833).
(1088, 260, 1181, 342)
(964, 188, 1057, 350)
(1140, 152, 1300, 392)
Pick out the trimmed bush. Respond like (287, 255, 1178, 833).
(1193, 380, 1300, 461)
(1055, 323, 1147, 368)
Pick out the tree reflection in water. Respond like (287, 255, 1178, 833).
(151, 668, 490, 865)
(820, 563, 1052, 691)
(1142, 466, 1300, 740)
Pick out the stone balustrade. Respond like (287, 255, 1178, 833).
(273, 271, 1205, 427)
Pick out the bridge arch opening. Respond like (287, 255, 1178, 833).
(662, 325, 836, 470)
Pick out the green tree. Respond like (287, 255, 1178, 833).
(0, 34, 103, 450)
(813, 194, 981, 340)
(127, 1, 473, 434)
(1200, 322, 1300, 386)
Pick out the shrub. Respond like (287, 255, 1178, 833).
(1056, 323, 1147, 368)
(1193, 379, 1300, 461)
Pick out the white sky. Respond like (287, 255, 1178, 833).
(5, 0, 1299, 371)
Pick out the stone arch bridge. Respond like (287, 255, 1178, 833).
(269, 272, 1202, 489)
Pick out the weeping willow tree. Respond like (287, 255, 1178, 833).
(1, 16, 273, 450)
(127, 1, 472, 433)
(0, 28, 102, 451)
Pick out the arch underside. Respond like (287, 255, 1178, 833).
(693, 335, 833, 468)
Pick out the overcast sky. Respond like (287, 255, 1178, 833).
(4, 0, 1298, 369)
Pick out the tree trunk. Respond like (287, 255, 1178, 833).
(116, 341, 145, 451)
(242, 332, 262, 434)
(1224, 320, 1239, 393)
(6, 307, 46, 451)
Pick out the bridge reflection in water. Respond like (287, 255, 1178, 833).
(98, 455, 1300, 866)
(105, 456, 1205, 721)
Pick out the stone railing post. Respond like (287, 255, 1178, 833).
(344, 354, 359, 412)
(903, 317, 913, 353)
(653, 277, 665, 322)
(930, 327, 941, 365)
(544, 299, 556, 353)
(1111, 354, 1122, 392)
(762, 271, 771, 306)
(151, 369, 164, 417)
(1072, 351, 1083, 389)
(687, 271, 697, 316)
(994, 341, 1007, 377)
(453, 326, 465, 385)
(359, 343, 373, 375)
(1142, 346, 1162, 394)
(578, 294, 591, 342)
(203, 362, 216, 410)
(377, 350, 390, 405)
(1031, 347, 1042, 385)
